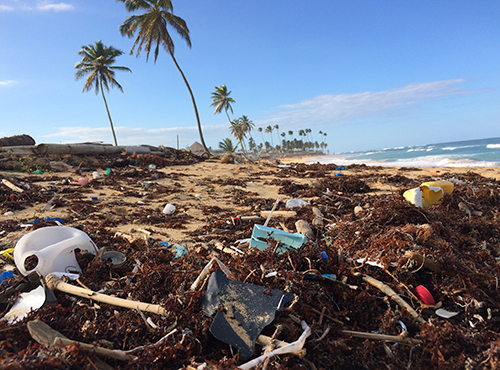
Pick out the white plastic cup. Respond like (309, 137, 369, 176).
(163, 203, 176, 215)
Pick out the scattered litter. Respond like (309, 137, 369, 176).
(238, 320, 311, 370)
(403, 180, 454, 207)
(285, 198, 309, 209)
(249, 224, 306, 253)
(3, 285, 46, 324)
(163, 203, 176, 215)
(435, 308, 460, 319)
(0, 270, 14, 285)
(100, 249, 127, 268)
(415, 285, 435, 305)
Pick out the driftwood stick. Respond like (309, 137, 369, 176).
(358, 273, 426, 325)
(2, 179, 24, 193)
(55, 337, 133, 361)
(27, 320, 133, 361)
(342, 330, 422, 345)
(45, 273, 167, 316)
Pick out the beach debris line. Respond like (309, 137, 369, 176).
(1, 157, 500, 368)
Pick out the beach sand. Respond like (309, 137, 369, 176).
(1, 154, 499, 368)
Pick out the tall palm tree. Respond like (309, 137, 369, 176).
(118, 0, 209, 155)
(210, 85, 235, 123)
(265, 125, 274, 147)
(229, 119, 246, 154)
(75, 40, 131, 146)
(239, 115, 254, 138)
(258, 127, 265, 145)
(273, 124, 280, 148)
(298, 129, 305, 150)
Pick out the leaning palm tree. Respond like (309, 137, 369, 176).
(229, 119, 246, 154)
(118, 0, 210, 156)
(210, 85, 235, 123)
(239, 115, 254, 139)
(75, 40, 131, 146)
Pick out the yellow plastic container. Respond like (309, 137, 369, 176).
(404, 180, 454, 207)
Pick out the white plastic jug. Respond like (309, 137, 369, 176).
(14, 226, 98, 276)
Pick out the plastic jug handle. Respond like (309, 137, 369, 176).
(18, 251, 44, 275)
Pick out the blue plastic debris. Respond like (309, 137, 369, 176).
(335, 173, 343, 176)
(159, 242, 188, 258)
(0, 270, 14, 285)
(249, 225, 306, 253)
(170, 244, 188, 258)
(303, 272, 336, 282)
(319, 251, 329, 261)
(33, 217, 65, 225)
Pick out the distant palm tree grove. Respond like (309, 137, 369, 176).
(73, 1, 328, 156)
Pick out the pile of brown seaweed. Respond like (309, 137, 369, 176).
(1, 158, 499, 370)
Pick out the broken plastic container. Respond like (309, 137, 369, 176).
(249, 224, 306, 253)
(13, 226, 98, 277)
(403, 180, 454, 207)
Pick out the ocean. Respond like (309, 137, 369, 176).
(307, 137, 500, 167)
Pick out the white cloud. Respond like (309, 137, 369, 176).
(0, 5, 14, 11)
(0, 80, 17, 86)
(257, 79, 478, 129)
(36, 1, 74, 11)
(0, 1, 74, 11)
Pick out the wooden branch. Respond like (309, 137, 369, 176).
(359, 273, 426, 325)
(45, 273, 167, 316)
(2, 179, 23, 193)
(342, 330, 422, 345)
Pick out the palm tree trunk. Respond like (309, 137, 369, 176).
(100, 80, 118, 146)
(170, 54, 210, 157)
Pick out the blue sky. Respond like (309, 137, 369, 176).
(0, 0, 499, 153)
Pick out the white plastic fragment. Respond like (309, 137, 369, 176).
(162, 203, 176, 215)
(285, 198, 309, 209)
(435, 309, 460, 319)
(3, 286, 46, 324)
(238, 320, 311, 370)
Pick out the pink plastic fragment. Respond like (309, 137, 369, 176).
(71, 177, 89, 186)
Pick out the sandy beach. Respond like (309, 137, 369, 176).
(1, 152, 500, 369)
